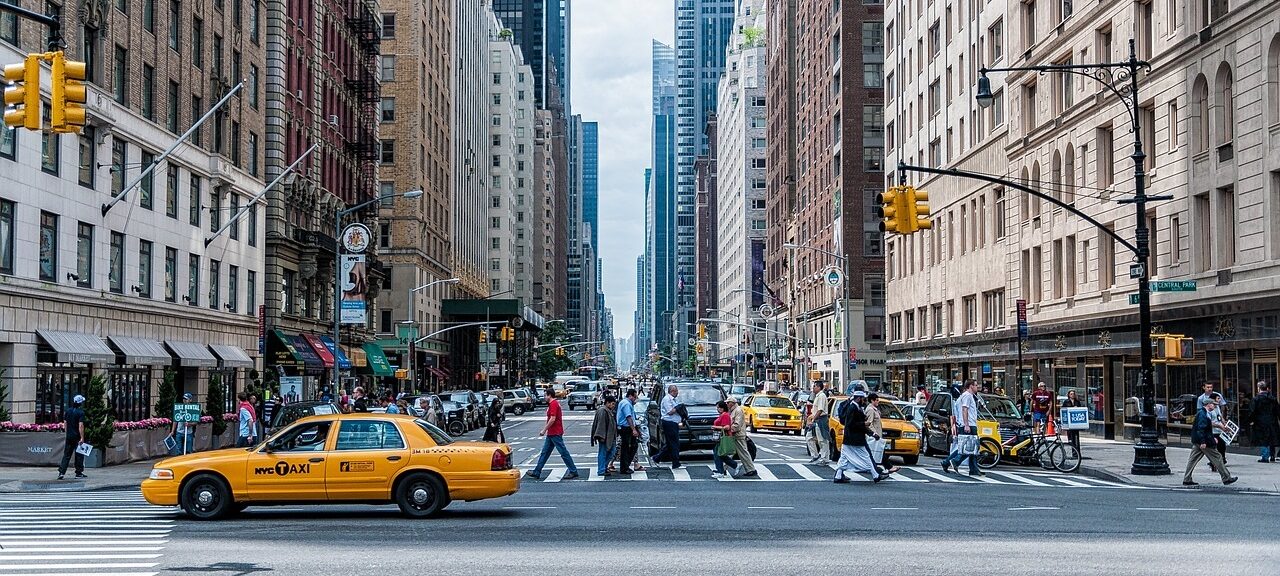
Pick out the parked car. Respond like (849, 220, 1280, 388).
(439, 391, 482, 430)
(920, 391, 1022, 461)
(566, 381, 601, 411)
(502, 389, 535, 415)
(646, 381, 756, 459)
(437, 400, 469, 436)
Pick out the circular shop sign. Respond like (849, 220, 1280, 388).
(823, 266, 843, 288)
(341, 223, 372, 253)
(759, 303, 775, 318)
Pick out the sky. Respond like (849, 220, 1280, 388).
(571, 1, 673, 341)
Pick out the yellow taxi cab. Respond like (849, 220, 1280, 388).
(825, 395, 922, 465)
(742, 392, 803, 435)
(142, 412, 519, 520)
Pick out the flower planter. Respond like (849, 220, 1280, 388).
(1, 414, 243, 466)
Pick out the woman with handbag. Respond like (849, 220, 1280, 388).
(865, 393, 900, 474)
(711, 401, 737, 478)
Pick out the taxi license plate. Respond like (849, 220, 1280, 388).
(775, 420, 785, 427)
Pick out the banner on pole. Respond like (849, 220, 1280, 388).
(339, 254, 367, 324)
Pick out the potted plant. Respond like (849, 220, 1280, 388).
(154, 368, 176, 420)
(206, 372, 228, 448)
(82, 373, 115, 468)
(0, 368, 10, 422)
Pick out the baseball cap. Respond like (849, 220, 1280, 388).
(852, 390, 867, 398)
(72, 394, 85, 404)
(182, 393, 193, 401)
(725, 395, 739, 404)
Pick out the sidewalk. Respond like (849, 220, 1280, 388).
(1076, 437, 1280, 493)
(0, 458, 158, 493)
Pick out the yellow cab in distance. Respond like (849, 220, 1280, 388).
(142, 412, 519, 520)
(741, 392, 803, 435)
(825, 395, 922, 465)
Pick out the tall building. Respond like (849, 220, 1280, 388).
(673, 0, 734, 354)
(491, 0, 567, 108)
(715, 0, 768, 366)
(884, 0, 1280, 441)
(634, 252, 651, 362)
(453, 0, 491, 298)
(765, 0, 886, 390)
(694, 120, 720, 360)
(377, 0, 454, 391)
(532, 108, 563, 317)
(486, 24, 537, 303)
(582, 121, 599, 250)
(647, 40, 678, 348)
(0, 0, 266, 422)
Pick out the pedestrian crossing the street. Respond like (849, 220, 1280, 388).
(0, 490, 175, 576)
(516, 462, 1144, 489)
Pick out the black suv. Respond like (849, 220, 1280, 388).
(646, 382, 756, 459)
(920, 391, 1027, 456)
(439, 390, 482, 430)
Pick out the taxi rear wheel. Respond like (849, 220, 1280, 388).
(181, 474, 232, 520)
(396, 473, 447, 518)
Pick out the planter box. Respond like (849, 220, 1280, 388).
(1, 422, 240, 466)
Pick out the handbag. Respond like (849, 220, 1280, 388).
(959, 434, 980, 456)
(715, 434, 737, 457)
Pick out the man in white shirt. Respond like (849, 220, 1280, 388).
(807, 382, 830, 465)
(657, 385, 683, 469)
(941, 381, 983, 477)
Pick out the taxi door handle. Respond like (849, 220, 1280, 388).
(309, 457, 325, 463)
(386, 456, 402, 462)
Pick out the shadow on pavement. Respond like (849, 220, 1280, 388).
(168, 562, 273, 575)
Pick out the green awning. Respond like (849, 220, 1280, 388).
(362, 342, 394, 376)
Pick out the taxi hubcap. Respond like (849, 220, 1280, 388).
(197, 488, 215, 508)
(412, 486, 431, 505)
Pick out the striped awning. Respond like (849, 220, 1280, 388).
(37, 330, 115, 364)
(209, 344, 254, 369)
(107, 336, 171, 366)
(164, 340, 218, 368)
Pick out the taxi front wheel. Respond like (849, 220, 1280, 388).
(396, 473, 447, 518)
(180, 473, 232, 520)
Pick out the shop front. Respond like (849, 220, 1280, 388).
(265, 330, 325, 400)
(33, 330, 113, 424)
(361, 342, 396, 393)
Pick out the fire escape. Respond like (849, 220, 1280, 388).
(345, 0, 381, 202)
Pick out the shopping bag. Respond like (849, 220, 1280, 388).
(75, 442, 93, 457)
(715, 435, 737, 457)
(959, 434, 979, 456)
(867, 436, 885, 463)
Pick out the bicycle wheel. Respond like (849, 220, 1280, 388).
(976, 438, 1001, 469)
(1036, 440, 1057, 470)
(1052, 441, 1082, 473)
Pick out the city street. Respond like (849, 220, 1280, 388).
(3, 406, 1277, 576)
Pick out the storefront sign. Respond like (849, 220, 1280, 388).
(258, 305, 266, 354)
(339, 254, 368, 325)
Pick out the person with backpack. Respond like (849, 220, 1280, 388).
(832, 391, 890, 483)
(483, 397, 506, 442)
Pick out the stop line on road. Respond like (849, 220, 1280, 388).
(0, 490, 175, 576)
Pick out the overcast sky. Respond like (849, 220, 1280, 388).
(571, 1, 673, 340)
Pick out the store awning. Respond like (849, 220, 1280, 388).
(164, 340, 218, 367)
(289, 335, 324, 371)
(427, 366, 446, 380)
(319, 336, 352, 370)
(361, 343, 394, 377)
(342, 345, 368, 368)
(301, 334, 335, 369)
(107, 336, 171, 366)
(209, 344, 255, 369)
(37, 330, 115, 364)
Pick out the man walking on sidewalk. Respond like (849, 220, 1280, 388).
(236, 393, 258, 448)
(57, 395, 87, 480)
(1250, 381, 1278, 462)
(657, 385, 683, 469)
(617, 389, 640, 475)
(1183, 396, 1238, 486)
(591, 395, 619, 476)
(725, 396, 757, 478)
(526, 390, 580, 480)
(807, 382, 830, 465)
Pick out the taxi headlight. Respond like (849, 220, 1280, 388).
(902, 432, 920, 439)
(149, 468, 174, 481)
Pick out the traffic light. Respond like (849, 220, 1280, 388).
(875, 186, 907, 234)
(478, 330, 487, 343)
(1152, 335, 1194, 361)
(697, 323, 706, 339)
(3, 54, 41, 130)
(51, 52, 87, 133)
(906, 187, 932, 231)
(555, 346, 565, 357)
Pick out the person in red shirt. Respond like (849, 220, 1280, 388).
(1030, 382, 1055, 433)
(525, 392, 580, 480)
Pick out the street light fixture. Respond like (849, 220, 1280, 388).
(331, 188, 424, 393)
(404, 277, 460, 390)
(975, 74, 995, 108)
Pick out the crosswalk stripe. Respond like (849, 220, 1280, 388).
(901, 467, 963, 483)
(670, 466, 691, 481)
(1046, 476, 1095, 487)
(752, 465, 781, 481)
(0, 546, 165, 552)
(543, 468, 568, 482)
(986, 471, 1054, 487)
(0, 562, 159, 570)
(0, 554, 163, 561)
(0, 540, 169, 546)
(0, 530, 172, 536)
(786, 463, 825, 481)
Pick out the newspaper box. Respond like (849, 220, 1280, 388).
(1059, 407, 1090, 430)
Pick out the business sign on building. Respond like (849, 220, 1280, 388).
(339, 254, 367, 324)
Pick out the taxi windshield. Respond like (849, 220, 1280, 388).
(752, 396, 795, 409)
(877, 402, 905, 420)
(981, 396, 1022, 419)
(415, 420, 454, 445)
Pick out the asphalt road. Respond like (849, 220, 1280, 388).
(6, 402, 1278, 576)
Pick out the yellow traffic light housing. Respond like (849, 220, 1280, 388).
(478, 330, 487, 343)
(697, 323, 706, 339)
(51, 52, 87, 133)
(1152, 334, 1194, 361)
(875, 187, 905, 234)
(908, 187, 932, 231)
(3, 54, 42, 130)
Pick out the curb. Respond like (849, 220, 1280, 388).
(1077, 463, 1279, 495)
(1076, 462, 1133, 486)
(0, 480, 141, 494)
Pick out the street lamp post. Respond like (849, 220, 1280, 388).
(332, 189, 423, 394)
(784, 243, 850, 391)
(972, 38, 1170, 475)
(404, 277, 460, 393)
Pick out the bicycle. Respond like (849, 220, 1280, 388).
(1000, 428, 1081, 473)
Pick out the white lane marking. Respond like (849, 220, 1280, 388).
(907, 467, 965, 483)
(0, 547, 165, 552)
(0, 540, 170, 546)
(502, 506, 556, 509)
(1135, 507, 1199, 511)
(0, 521, 174, 527)
(1047, 476, 1094, 488)
(985, 471, 1054, 487)
(630, 506, 676, 509)
(0, 553, 162, 561)
(0, 530, 172, 536)
(870, 507, 919, 510)
(670, 466, 691, 481)
(0, 562, 159, 570)
(1008, 506, 1061, 511)
(748, 506, 794, 510)
(0, 573, 159, 576)
(786, 463, 825, 481)
(543, 467, 568, 482)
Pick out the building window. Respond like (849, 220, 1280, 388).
(379, 223, 390, 248)
(0, 199, 12, 275)
(250, 0, 259, 43)
(137, 239, 152, 298)
(109, 231, 124, 293)
(247, 270, 256, 314)
(141, 64, 155, 119)
(112, 45, 128, 104)
(75, 222, 92, 287)
(40, 105, 59, 175)
(863, 147, 883, 171)
(167, 80, 179, 132)
(380, 140, 394, 164)
(168, 0, 180, 51)
(863, 63, 883, 87)
(248, 132, 259, 175)
(381, 13, 395, 38)
(139, 150, 155, 209)
(191, 16, 202, 68)
(380, 55, 395, 82)
(229, 193, 240, 240)
(248, 65, 259, 109)
(380, 97, 395, 122)
(227, 265, 238, 313)
(1, 0, 19, 44)
(983, 289, 1005, 329)
(78, 127, 95, 188)
(281, 269, 293, 314)
(230, 120, 240, 165)
(39, 211, 57, 281)
(190, 95, 202, 147)
(209, 187, 221, 232)
(989, 18, 1004, 63)
(1022, 0, 1036, 50)
(0, 123, 15, 160)
(164, 246, 177, 302)
(188, 254, 199, 306)
(189, 174, 201, 226)
(963, 295, 978, 332)
(142, 0, 154, 31)
(1096, 126, 1114, 188)
(248, 202, 257, 247)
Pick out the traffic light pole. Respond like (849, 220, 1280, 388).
(0, 3, 63, 50)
